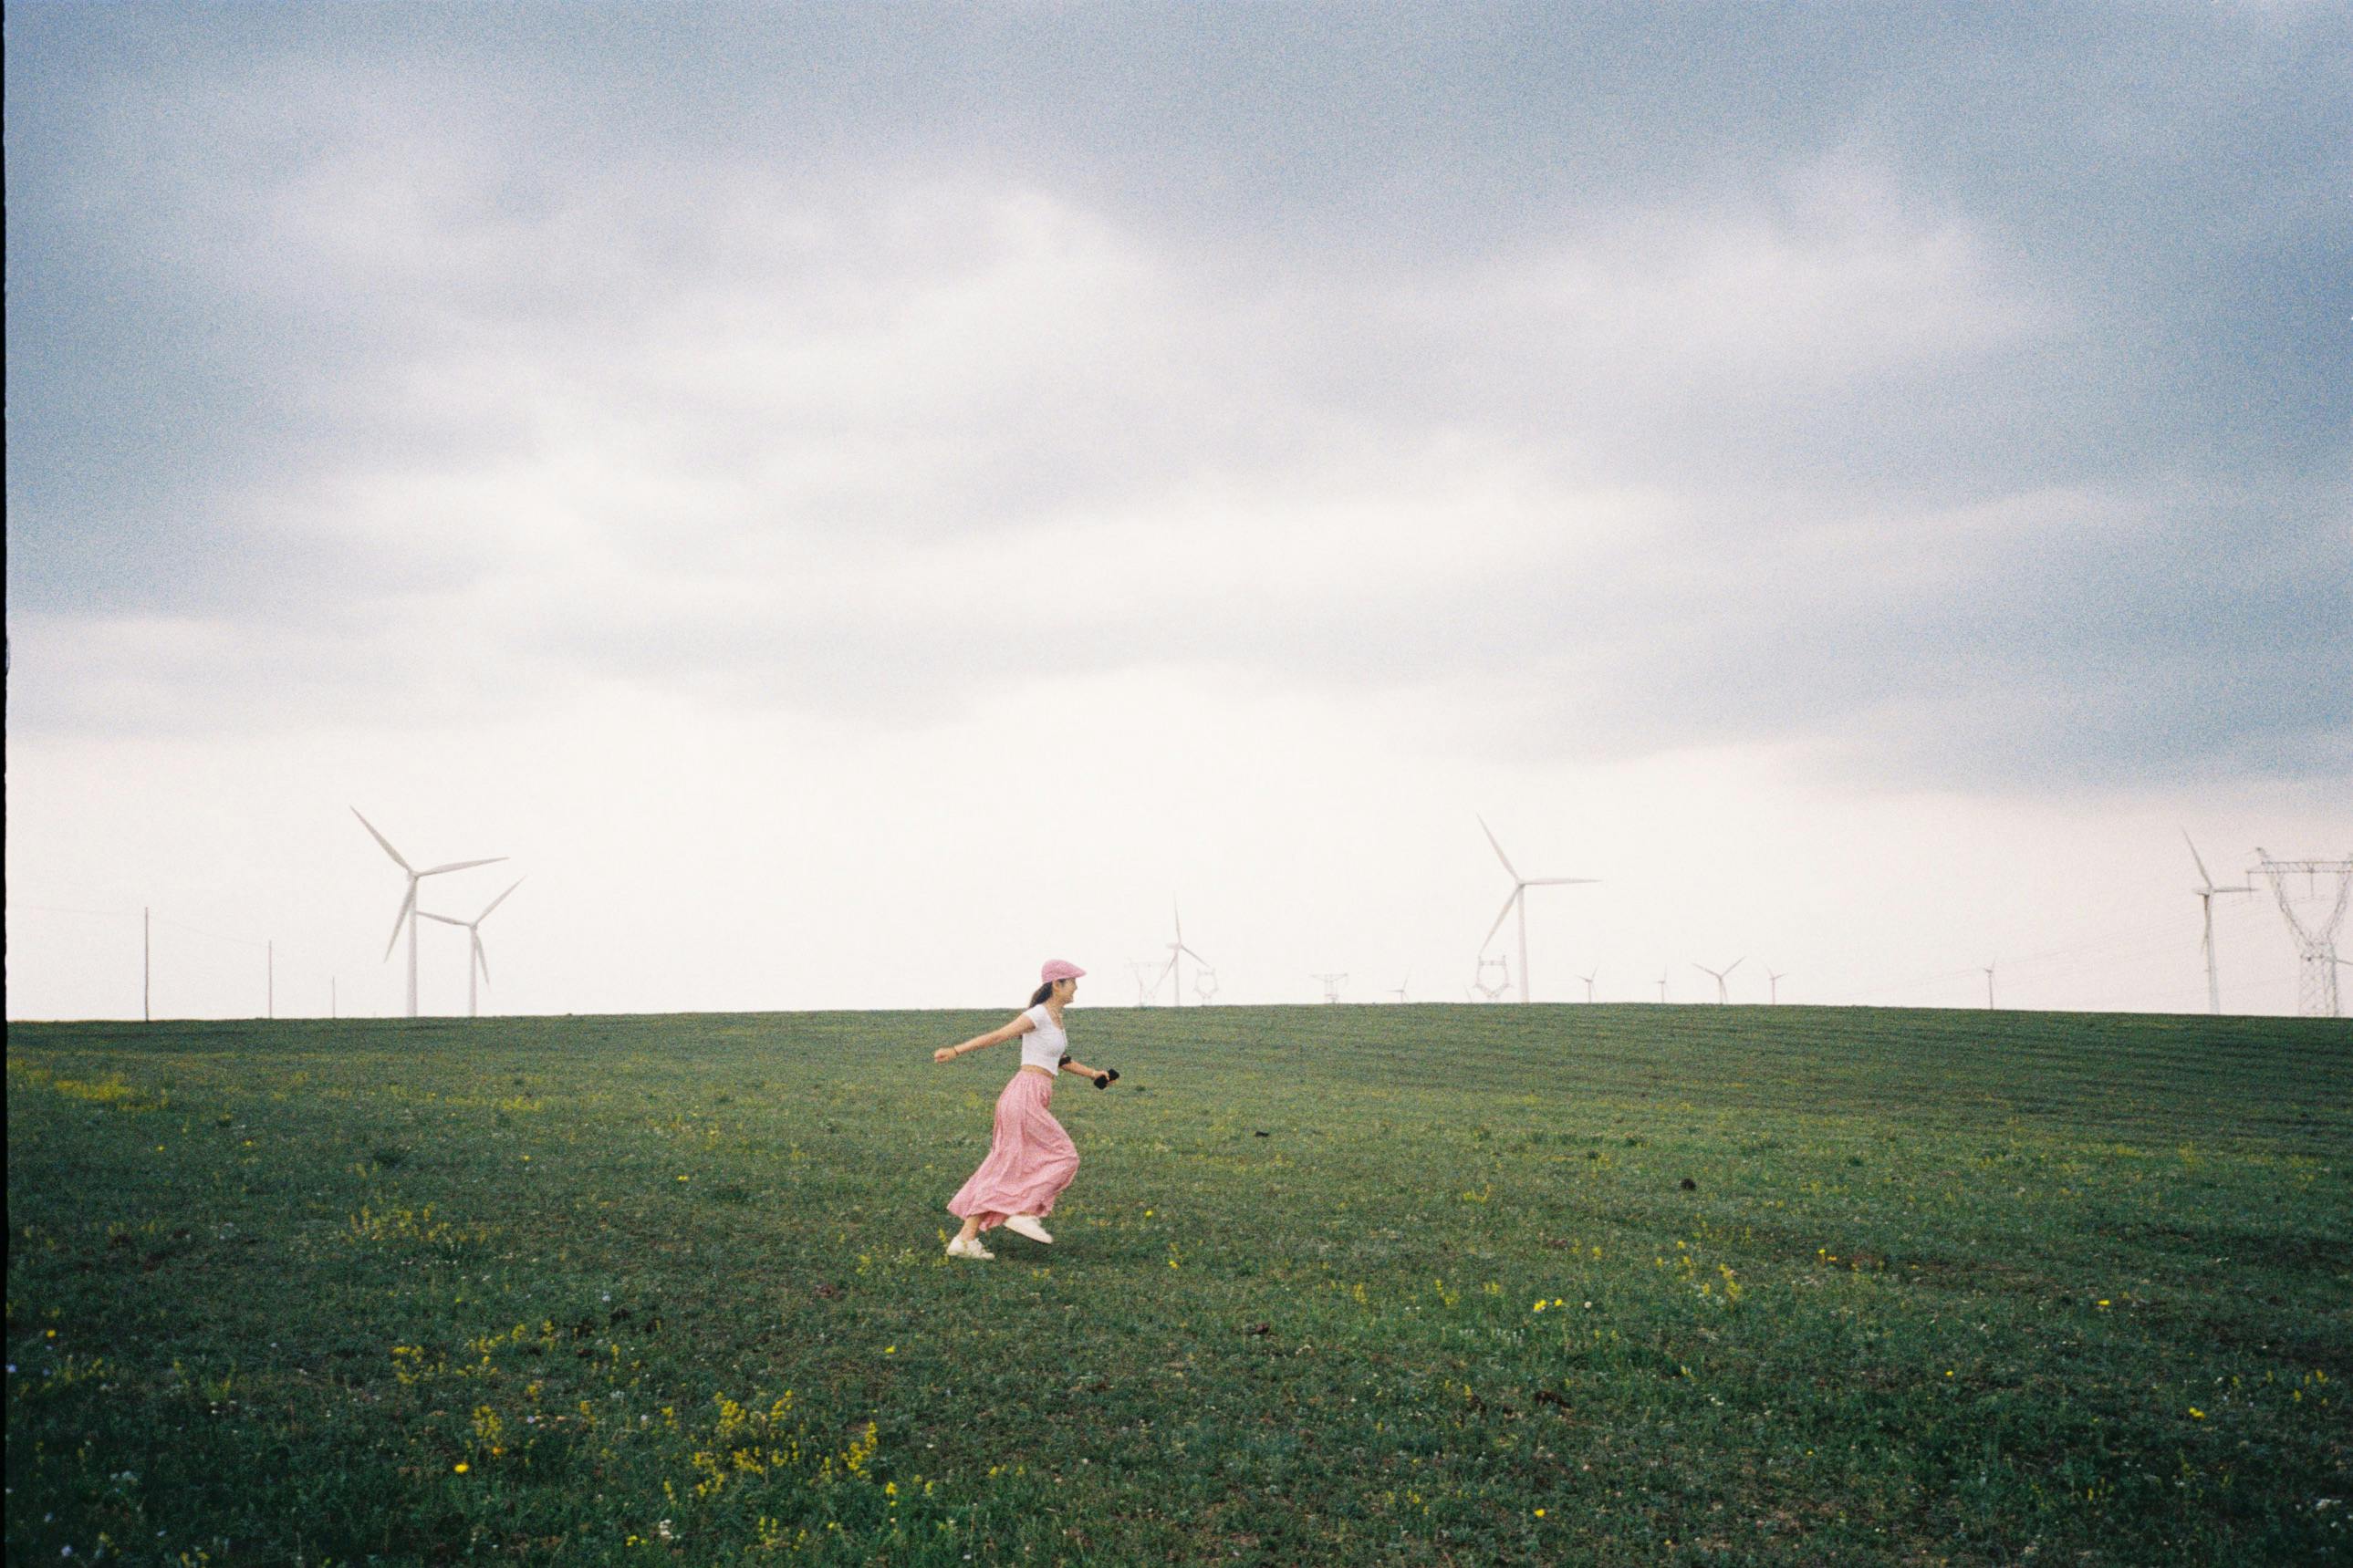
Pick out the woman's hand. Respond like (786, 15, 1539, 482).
(933, 1046, 957, 1064)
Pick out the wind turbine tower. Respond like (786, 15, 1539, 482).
(1766, 969, 1786, 1004)
(418, 878, 526, 1019)
(1577, 967, 1598, 1003)
(2254, 848, 2353, 1018)
(2183, 833, 2254, 1014)
(353, 809, 507, 1019)
(1692, 958, 1743, 1005)
(1476, 815, 1598, 1003)
(1982, 961, 1997, 1010)
(1656, 964, 1668, 1004)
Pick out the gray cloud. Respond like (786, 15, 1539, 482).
(7, 2, 2348, 787)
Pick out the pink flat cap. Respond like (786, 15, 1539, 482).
(1040, 959, 1088, 982)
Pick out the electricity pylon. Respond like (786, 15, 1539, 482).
(2254, 849, 2353, 1018)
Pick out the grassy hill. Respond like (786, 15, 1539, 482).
(8, 1005, 2348, 1564)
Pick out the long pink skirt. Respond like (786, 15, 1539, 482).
(947, 1070, 1078, 1232)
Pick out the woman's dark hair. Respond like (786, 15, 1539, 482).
(1028, 980, 1057, 1007)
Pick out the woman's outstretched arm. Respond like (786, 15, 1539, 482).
(933, 1013, 1036, 1064)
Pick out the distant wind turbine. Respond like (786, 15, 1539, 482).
(2183, 832, 2253, 1014)
(1766, 969, 1786, 1004)
(1476, 815, 1598, 1003)
(1656, 964, 1669, 1004)
(1983, 961, 1997, 1010)
(1692, 957, 1744, 1005)
(1160, 902, 1210, 1008)
(418, 878, 526, 1019)
(1577, 967, 1598, 1003)
(1389, 975, 1411, 1003)
(353, 809, 506, 1019)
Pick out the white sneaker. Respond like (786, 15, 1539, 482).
(1003, 1215, 1054, 1245)
(946, 1235, 994, 1260)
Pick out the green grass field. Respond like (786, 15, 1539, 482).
(7, 1005, 2349, 1565)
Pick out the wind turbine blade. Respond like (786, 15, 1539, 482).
(1725, 957, 1744, 975)
(1692, 962, 1713, 978)
(474, 932, 491, 985)
(1481, 888, 1520, 952)
(421, 856, 508, 877)
(478, 877, 526, 921)
(1523, 877, 1599, 887)
(352, 808, 413, 873)
(1476, 815, 1521, 881)
(416, 911, 466, 927)
(2182, 830, 2215, 892)
(383, 882, 416, 961)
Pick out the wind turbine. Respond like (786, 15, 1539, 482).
(1766, 969, 1786, 1004)
(1159, 902, 1210, 1008)
(1982, 961, 1997, 1010)
(353, 808, 507, 1019)
(1389, 974, 1411, 1003)
(1476, 815, 1598, 1003)
(418, 878, 526, 1019)
(1692, 957, 1744, 1004)
(2183, 832, 2253, 1014)
(1656, 964, 1668, 1003)
(1577, 967, 1598, 1003)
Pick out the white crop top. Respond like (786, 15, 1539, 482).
(1018, 1003, 1067, 1075)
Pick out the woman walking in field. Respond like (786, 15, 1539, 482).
(933, 960, 1116, 1260)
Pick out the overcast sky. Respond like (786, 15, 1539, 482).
(7, 3, 2348, 1022)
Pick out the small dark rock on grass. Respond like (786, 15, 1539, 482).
(1680, 1177, 1698, 1190)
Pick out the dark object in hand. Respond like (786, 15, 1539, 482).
(1093, 1068, 1120, 1089)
